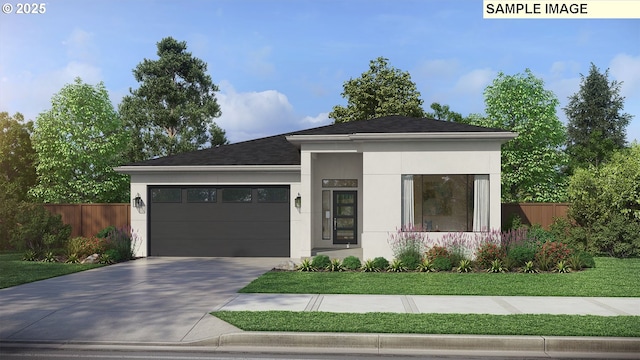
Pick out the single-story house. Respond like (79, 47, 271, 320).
(115, 115, 517, 260)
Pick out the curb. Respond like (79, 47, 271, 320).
(213, 332, 640, 356)
(3, 334, 640, 358)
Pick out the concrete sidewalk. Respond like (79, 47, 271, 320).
(217, 293, 640, 316)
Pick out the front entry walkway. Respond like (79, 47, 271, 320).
(218, 293, 640, 316)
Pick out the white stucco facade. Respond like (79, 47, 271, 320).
(117, 127, 515, 260)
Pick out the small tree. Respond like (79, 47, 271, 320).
(120, 37, 227, 162)
(564, 63, 633, 172)
(479, 69, 568, 202)
(1, 112, 38, 249)
(329, 57, 425, 123)
(30, 78, 129, 203)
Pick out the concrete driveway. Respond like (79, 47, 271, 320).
(0, 257, 286, 344)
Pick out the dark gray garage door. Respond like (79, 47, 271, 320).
(149, 186, 290, 257)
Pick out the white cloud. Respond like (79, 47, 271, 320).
(453, 68, 495, 94)
(610, 53, 640, 98)
(216, 81, 297, 143)
(1, 61, 103, 121)
(215, 81, 333, 143)
(301, 112, 331, 126)
(0, 28, 103, 122)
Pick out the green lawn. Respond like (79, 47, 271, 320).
(213, 311, 640, 337)
(0, 252, 103, 289)
(239, 257, 640, 297)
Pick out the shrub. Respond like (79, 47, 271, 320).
(387, 259, 407, 272)
(567, 146, 640, 257)
(371, 257, 389, 271)
(425, 245, 449, 261)
(522, 260, 538, 273)
(296, 258, 315, 272)
(576, 251, 595, 268)
(535, 241, 573, 267)
(397, 249, 422, 270)
(100, 249, 117, 264)
(388, 225, 426, 270)
(67, 236, 109, 259)
(361, 259, 377, 272)
(327, 258, 344, 272)
(554, 260, 571, 273)
(432, 257, 452, 272)
(9, 203, 71, 252)
(526, 224, 555, 245)
(97, 225, 117, 238)
(567, 250, 595, 270)
(441, 231, 474, 264)
(65, 253, 80, 264)
(591, 213, 640, 258)
(506, 244, 536, 267)
(342, 256, 361, 271)
(536, 251, 554, 271)
(500, 227, 530, 250)
(487, 259, 507, 273)
(457, 259, 473, 273)
(41, 251, 57, 263)
(22, 249, 39, 261)
(104, 226, 135, 261)
(416, 258, 434, 272)
(311, 255, 330, 270)
(475, 241, 505, 269)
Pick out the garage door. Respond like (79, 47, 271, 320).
(148, 186, 290, 257)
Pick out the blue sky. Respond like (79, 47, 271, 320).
(1, 0, 639, 143)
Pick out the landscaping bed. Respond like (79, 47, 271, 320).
(240, 257, 640, 297)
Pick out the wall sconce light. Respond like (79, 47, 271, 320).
(294, 193, 301, 209)
(133, 193, 143, 208)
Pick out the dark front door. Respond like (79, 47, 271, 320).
(333, 191, 357, 244)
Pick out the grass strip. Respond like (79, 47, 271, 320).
(0, 252, 103, 289)
(240, 257, 640, 297)
(213, 311, 640, 337)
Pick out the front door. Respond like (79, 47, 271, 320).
(333, 191, 357, 244)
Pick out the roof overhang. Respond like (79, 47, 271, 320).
(286, 132, 518, 146)
(114, 164, 301, 174)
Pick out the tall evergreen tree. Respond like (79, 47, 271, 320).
(329, 57, 425, 123)
(120, 37, 227, 162)
(564, 63, 632, 171)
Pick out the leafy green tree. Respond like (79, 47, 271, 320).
(0, 112, 36, 198)
(564, 63, 633, 172)
(479, 69, 568, 202)
(30, 78, 129, 203)
(566, 144, 640, 257)
(329, 57, 425, 123)
(120, 37, 227, 162)
(426, 102, 465, 123)
(0, 112, 37, 248)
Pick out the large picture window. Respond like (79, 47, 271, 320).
(402, 175, 489, 232)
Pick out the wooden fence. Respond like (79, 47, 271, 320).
(44, 202, 568, 238)
(502, 203, 570, 229)
(44, 204, 131, 238)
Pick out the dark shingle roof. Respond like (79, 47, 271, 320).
(127, 116, 508, 166)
